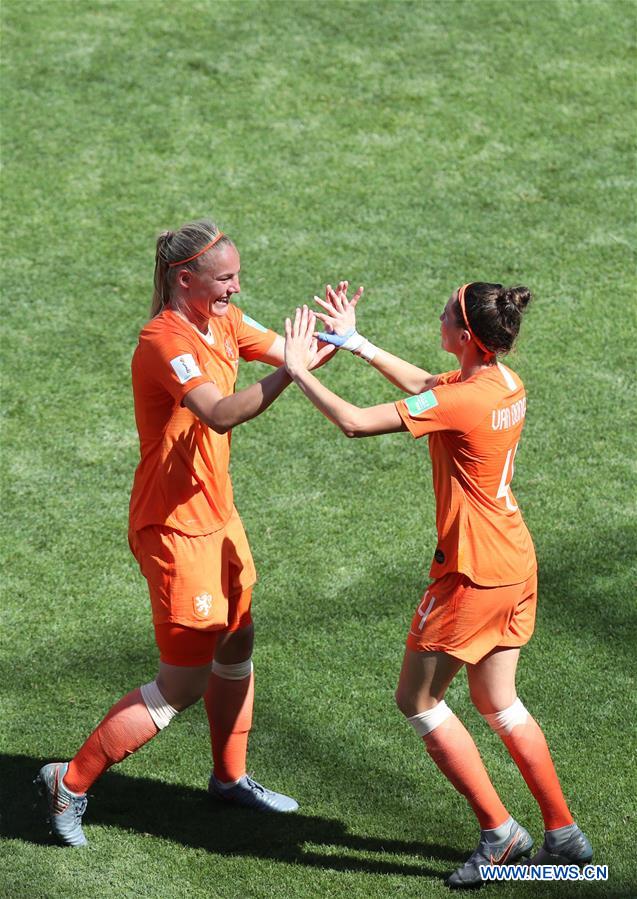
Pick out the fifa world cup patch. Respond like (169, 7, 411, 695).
(242, 312, 268, 333)
(405, 390, 438, 416)
(170, 354, 202, 384)
(193, 592, 214, 619)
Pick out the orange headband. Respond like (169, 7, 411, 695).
(168, 232, 225, 268)
(457, 283, 494, 357)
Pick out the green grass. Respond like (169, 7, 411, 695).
(2, 0, 636, 896)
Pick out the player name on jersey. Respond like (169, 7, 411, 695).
(492, 398, 527, 431)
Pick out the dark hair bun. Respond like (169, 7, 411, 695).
(503, 286, 532, 314)
(462, 281, 531, 356)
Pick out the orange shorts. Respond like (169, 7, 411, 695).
(406, 571, 537, 664)
(129, 507, 256, 635)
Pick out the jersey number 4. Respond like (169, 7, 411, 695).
(496, 442, 519, 512)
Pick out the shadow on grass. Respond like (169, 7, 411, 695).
(2, 753, 463, 880)
(534, 522, 637, 659)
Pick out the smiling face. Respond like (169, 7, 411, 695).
(174, 242, 241, 322)
(193, 243, 241, 318)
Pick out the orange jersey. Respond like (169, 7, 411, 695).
(396, 363, 536, 587)
(129, 305, 277, 535)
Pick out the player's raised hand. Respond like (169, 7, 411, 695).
(314, 282, 364, 343)
(329, 281, 364, 309)
(284, 305, 317, 377)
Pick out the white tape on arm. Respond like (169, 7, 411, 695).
(340, 332, 378, 362)
(353, 338, 378, 362)
(339, 332, 365, 352)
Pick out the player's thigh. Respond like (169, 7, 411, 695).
(395, 648, 464, 717)
(466, 646, 521, 714)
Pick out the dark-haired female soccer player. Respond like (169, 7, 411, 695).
(36, 220, 349, 846)
(283, 285, 592, 888)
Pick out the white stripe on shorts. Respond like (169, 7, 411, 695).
(410, 590, 436, 637)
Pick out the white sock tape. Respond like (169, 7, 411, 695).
(140, 681, 179, 731)
(484, 697, 528, 735)
(407, 700, 453, 736)
(212, 658, 253, 680)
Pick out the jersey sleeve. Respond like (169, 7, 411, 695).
(139, 329, 211, 403)
(234, 307, 278, 361)
(396, 371, 481, 439)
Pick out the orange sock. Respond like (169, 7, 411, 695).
(63, 686, 167, 794)
(409, 701, 509, 829)
(204, 661, 254, 784)
(485, 699, 573, 830)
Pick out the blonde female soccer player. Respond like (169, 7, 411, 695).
(282, 287, 592, 888)
(37, 220, 340, 846)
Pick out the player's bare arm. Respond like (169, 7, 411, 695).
(366, 347, 439, 395)
(285, 305, 406, 438)
(314, 283, 438, 394)
(184, 366, 292, 434)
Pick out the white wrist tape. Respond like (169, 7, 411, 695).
(407, 700, 453, 736)
(483, 697, 528, 735)
(340, 331, 366, 352)
(355, 338, 378, 362)
(212, 658, 254, 680)
(340, 332, 377, 362)
(141, 681, 179, 730)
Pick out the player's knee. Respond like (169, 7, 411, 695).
(394, 684, 411, 716)
(176, 683, 207, 710)
(470, 683, 519, 717)
(155, 671, 209, 712)
(395, 685, 438, 719)
(469, 682, 488, 713)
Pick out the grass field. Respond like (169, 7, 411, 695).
(1, 0, 636, 896)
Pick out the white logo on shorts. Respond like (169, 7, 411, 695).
(194, 593, 213, 616)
